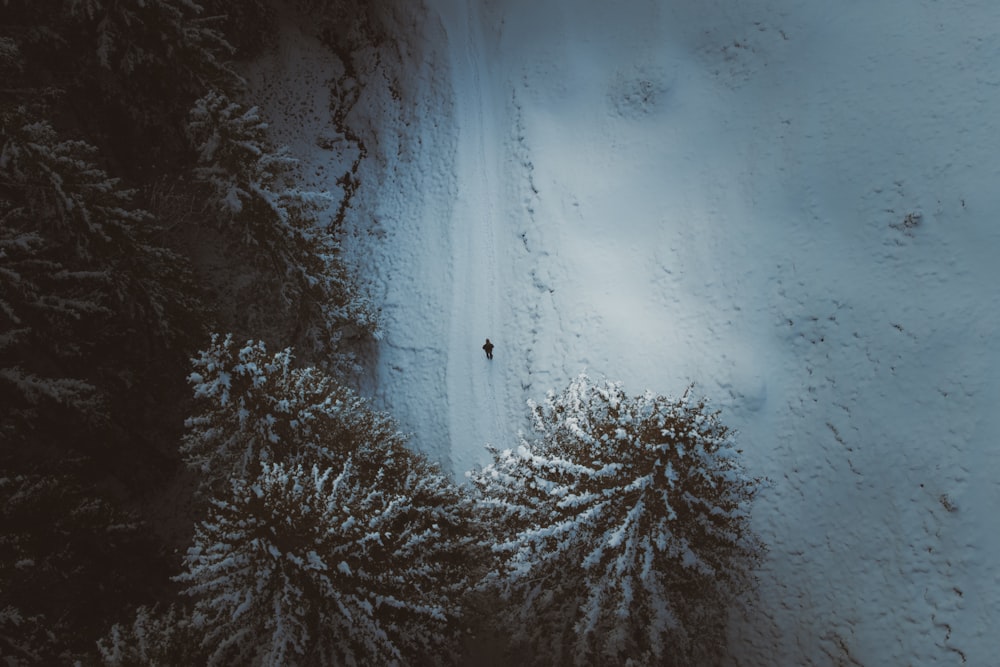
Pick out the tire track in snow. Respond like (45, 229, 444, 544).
(437, 0, 510, 476)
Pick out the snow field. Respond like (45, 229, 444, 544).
(250, 0, 1000, 664)
(425, 1, 1000, 664)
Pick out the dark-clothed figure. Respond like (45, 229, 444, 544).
(483, 338, 494, 359)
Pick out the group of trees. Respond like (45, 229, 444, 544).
(98, 347, 763, 666)
(1, 0, 375, 662)
(97, 335, 477, 665)
(1, 0, 765, 665)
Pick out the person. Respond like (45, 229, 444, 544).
(482, 338, 494, 360)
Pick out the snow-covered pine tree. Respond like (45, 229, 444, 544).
(3, 0, 237, 151)
(471, 373, 765, 667)
(67, 0, 236, 102)
(186, 91, 378, 368)
(187, 89, 286, 220)
(0, 224, 102, 438)
(1, 116, 199, 337)
(0, 36, 22, 73)
(0, 115, 199, 439)
(1, 118, 145, 258)
(97, 605, 203, 667)
(0, 474, 160, 663)
(176, 459, 472, 666)
(180, 333, 395, 490)
(199, 0, 274, 57)
(176, 335, 477, 665)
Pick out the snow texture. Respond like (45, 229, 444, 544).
(249, 0, 1000, 664)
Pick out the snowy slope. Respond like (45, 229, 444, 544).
(419, 0, 1000, 664)
(252, 0, 1000, 664)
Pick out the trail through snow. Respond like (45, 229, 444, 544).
(439, 0, 516, 475)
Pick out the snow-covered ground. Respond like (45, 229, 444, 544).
(252, 0, 1000, 663)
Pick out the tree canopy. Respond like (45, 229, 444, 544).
(471, 374, 765, 666)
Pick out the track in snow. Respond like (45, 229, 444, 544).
(437, 0, 515, 476)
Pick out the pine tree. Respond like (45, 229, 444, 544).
(177, 335, 477, 665)
(0, 5, 382, 664)
(0, 44, 202, 663)
(0, 223, 102, 440)
(0, 474, 163, 663)
(0, 36, 22, 74)
(97, 605, 204, 667)
(67, 0, 237, 119)
(200, 0, 274, 57)
(471, 374, 765, 666)
(176, 459, 468, 666)
(1, 115, 200, 443)
(2, 0, 237, 149)
(1, 117, 198, 324)
(68, 0, 232, 79)
(180, 334, 392, 490)
(186, 91, 378, 368)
